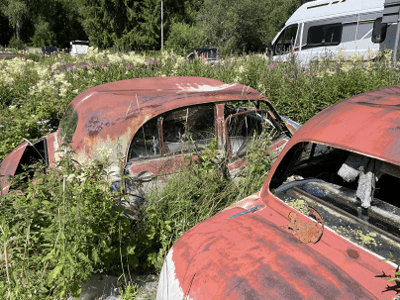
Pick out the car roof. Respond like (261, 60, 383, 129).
(288, 85, 400, 166)
(65, 77, 266, 153)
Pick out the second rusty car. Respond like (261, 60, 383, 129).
(0, 77, 299, 207)
(157, 85, 400, 299)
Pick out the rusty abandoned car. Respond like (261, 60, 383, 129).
(157, 85, 400, 299)
(0, 77, 299, 209)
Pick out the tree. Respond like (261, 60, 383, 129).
(0, 0, 29, 40)
(192, 0, 305, 54)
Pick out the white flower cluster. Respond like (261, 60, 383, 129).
(0, 58, 37, 88)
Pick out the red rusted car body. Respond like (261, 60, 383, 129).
(157, 85, 400, 299)
(0, 77, 298, 205)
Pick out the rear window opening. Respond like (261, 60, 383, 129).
(14, 138, 48, 179)
(271, 142, 400, 258)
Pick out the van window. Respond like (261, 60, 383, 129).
(372, 18, 387, 43)
(307, 23, 342, 47)
(274, 25, 298, 55)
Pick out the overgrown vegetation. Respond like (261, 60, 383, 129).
(0, 147, 130, 298)
(2, 49, 400, 298)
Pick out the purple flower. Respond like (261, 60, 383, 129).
(170, 56, 174, 61)
(126, 64, 130, 70)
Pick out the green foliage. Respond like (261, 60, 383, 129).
(234, 126, 274, 199)
(0, 0, 306, 53)
(165, 22, 205, 55)
(8, 35, 25, 50)
(121, 283, 140, 299)
(0, 0, 29, 39)
(30, 18, 56, 47)
(0, 148, 128, 298)
(2, 50, 400, 296)
(129, 140, 234, 271)
(381, 253, 400, 283)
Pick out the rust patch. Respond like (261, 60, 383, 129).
(287, 206, 324, 244)
(84, 110, 112, 137)
(347, 248, 360, 259)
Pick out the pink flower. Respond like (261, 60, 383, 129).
(60, 59, 65, 64)
(291, 78, 295, 81)
(268, 63, 276, 70)
(284, 73, 288, 78)
(290, 70, 294, 76)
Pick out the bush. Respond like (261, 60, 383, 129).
(8, 36, 25, 50)
(0, 148, 128, 299)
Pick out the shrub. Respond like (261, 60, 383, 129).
(0, 148, 128, 299)
(8, 36, 25, 50)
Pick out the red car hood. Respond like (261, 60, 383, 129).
(167, 208, 376, 300)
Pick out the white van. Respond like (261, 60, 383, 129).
(70, 40, 89, 57)
(266, 0, 399, 63)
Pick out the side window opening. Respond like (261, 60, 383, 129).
(163, 104, 216, 155)
(306, 23, 342, 48)
(225, 107, 282, 159)
(128, 104, 215, 160)
(271, 142, 400, 258)
(128, 117, 160, 159)
(372, 17, 387, 43)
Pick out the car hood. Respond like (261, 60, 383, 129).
(160, 208, 376, 300)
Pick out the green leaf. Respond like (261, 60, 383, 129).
(47, 263, 64, 282)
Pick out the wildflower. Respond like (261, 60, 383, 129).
(284, 73, 288, 78)
(238, 65, 247, 74)
(60, 59, 65, 64)
(291, 78, 295, 81)
(311, 73, 317, 77)
(340, 63, 353, 73)
(268, 63, 276, 70)
(290, 70, 294, 76)
(170, 56, 174, 61)
(326, 70, 335, 77)
(8, 105, 16, 111)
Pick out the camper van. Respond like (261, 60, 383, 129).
(266, 0, 400, 63)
